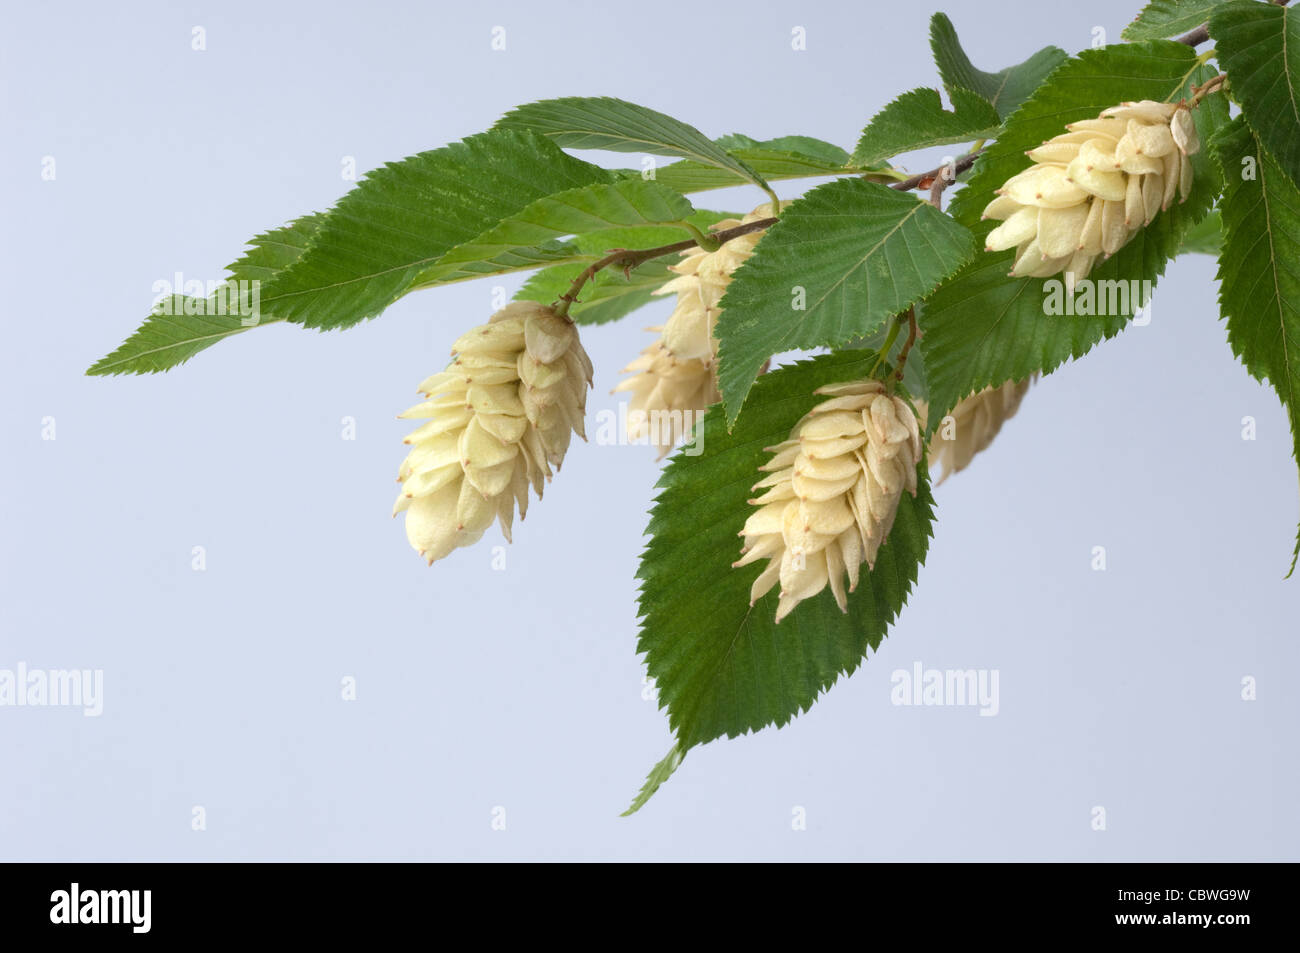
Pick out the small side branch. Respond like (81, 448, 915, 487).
(555, 151, 985, 317)
(1192, 73, 1229, 105)
(1176, 24, 1210, 46)
(552, 217, 776, 317)
(894, 308, 919, 384)
(890, 150, 983, 193)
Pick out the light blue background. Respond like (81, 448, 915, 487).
(3, 0, 1295, 861)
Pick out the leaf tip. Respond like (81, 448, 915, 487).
(621, 742, 685, 817)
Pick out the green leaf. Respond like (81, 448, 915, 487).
(637, 350, 935, 771)
(228, 213, 325, 281)
(87, 214, 323, 375)
(563, 210, 733, 253)
(1210, 1, 1300, 187)
(716, 178, 975, 425)
(848, 303, 931, 402)
(515, 258, 671, 326)
(928, 12, 1067, 119)
(409, 178, 696, 286)
(919, 42, 1227, 430)
(496, 96, 769, 191)
(621, 744, 685, 816)
(511, 209, 734, 326)
(651, 152, 836, 194)
(256, 129, 612, 331)
(716, 134, 849, 165)
(1177, 206, 1223, 254)
(852, 87, 1002, 166)
(1124, 0, 1229, 40)
(1211, 117, 1300, 575)
(642, 135, 879, 194)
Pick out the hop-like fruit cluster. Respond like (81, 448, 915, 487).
(734, 380, 922, 624)
(394, 300, 593, 564)
(613, 206, 773, 456)
(612, 346, 721, 458)
(925, 379, 1031, 483)
(983, 100, 1200, 289)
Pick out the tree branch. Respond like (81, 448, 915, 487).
(1175, 24, 1210, 46)
(1192, 73, 1228, 104)
(552, 217, 776, 316)
(889, 150, 983, 192)
(894, 308, 920, 384)
(554, 150, 989, 314)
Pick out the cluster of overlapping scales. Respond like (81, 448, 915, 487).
(734, 380, 922, 623)
(982, 100, 1199, 290)
(394, 301, 593, 564)
(613, 206, 773, 456)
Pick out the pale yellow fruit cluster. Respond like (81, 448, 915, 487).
(394, 301, 593, 564)
(983, 100, 1200, 289)
(734, 380, 922, 624)
(925, 379, 1031, 483)
(612, 343, 721, 458)
(613, 206, 773, 456)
